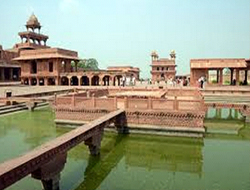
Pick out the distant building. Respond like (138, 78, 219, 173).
(0, 45, 20, 83)
(190, 58, 250, 86)
(150, 50, 176, 84)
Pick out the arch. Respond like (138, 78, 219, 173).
(103, 75, 111, 86)
(24, 78, 29, 85)
(70, 76, 79, 86)
(61, 77, 69, 85)
(48, 77, 55, 85)
(91, 75, 100, 86)
(31, 78, 37, 86)
(81, 76, 90, 86)
(161, 73, 165, 80)
(206, 108, 216, 119)
(38, 78, 44, 86)
(113, 75, 122, 86)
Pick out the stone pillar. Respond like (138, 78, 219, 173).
(90, 76, 93, 86)
(44, 78, 48, 86)
(67, 77, 71, 86)
(29, 78, 32, 86)
(228, 108, 232, 119)
(216, 108, 222, 118)
(244, 70, 248, 84)
(114, 112, 128, 134)
(236, 69, 240, 85)
(216, 70, 219, 83)
(31, 153, 67, 190)
(118, 77, 121, 86)
(234, 110, 238, 119)
(84, 129, 103, 155)
(206, 69, 209, 85)
(219, 69, 223, 85)
(78, 76, 81, 86)
(230, 68, 234, 85)
(26, 102, 37, 111)
(56, 77, 60, 85)
(109, 77, 113, 86)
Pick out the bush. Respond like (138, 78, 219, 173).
(211, 79, 217, 84)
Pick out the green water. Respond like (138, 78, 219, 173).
(0, 108, 250, 190)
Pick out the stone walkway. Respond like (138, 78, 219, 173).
(0, 86, 75, 97)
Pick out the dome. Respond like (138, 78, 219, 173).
(170, 50, 175, 54)
(26, 13, 41, 28)
(151, 50, 158, 57)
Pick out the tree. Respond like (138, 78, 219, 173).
(71, 59, 99, 70)
(85, 58, 99, 70)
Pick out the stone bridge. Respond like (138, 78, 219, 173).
(0, 109, 125, 190)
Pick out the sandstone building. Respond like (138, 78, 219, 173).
(0, 45, 20, 83)
(150, 50, 176, 83)
(190, 58, 250, 86)
(1, 14, 140, 86)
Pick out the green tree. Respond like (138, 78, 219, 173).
(85, 58, 99, 70)
(71, 59, 99, 70)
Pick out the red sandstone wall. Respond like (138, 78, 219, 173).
(55, 109, 109, 122)
(125, 110, 204, 128)
(55, 109, 205, 128)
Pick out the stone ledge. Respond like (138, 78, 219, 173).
(55, 119, 205, 137)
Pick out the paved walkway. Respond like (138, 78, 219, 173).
(0, 86, 75, 97)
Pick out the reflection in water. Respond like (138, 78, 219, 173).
(124, 136, 203, 175)
(205, 108, 245, 135)
(75, 134, 204, 190)
(76, 134, 125, 190)
(0, 108, 250, 190)
(206, 108, 243, 120)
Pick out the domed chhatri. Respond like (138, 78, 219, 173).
(151, 50, 159, 60)
(170, 50, 176, 59)
(26, 13, 41, 31)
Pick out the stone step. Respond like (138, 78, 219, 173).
(0, 102, 49, 115)
(0, 106, 27, 115)
(0, 103, 26, 111)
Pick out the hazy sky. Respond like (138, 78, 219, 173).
(0, 0, 249, 78)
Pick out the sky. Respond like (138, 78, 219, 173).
(0, 0, 249, 78)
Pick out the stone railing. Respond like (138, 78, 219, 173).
(54, 96, 117, 111)
(54, 95, 205, 112)
(125, 97, 204, 111)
